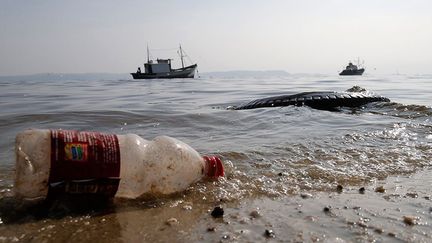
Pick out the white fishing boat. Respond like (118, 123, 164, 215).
(131, 45, 197, 79)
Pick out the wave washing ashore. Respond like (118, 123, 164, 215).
(0, 73, 431, 242)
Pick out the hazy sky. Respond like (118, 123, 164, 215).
(1, 0, 431, 75)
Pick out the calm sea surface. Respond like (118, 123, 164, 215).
(0, 72, 431, 241)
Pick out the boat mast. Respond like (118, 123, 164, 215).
(146, 44, 150, 63)
(179, 44, 185, 68)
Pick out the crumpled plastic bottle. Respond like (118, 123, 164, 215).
(14, 129, 224, 201)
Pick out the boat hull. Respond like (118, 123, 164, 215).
(131, 64, 197, 79)
(339, 68, 365, 76)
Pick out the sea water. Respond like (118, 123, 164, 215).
(0, 72, 431, 241)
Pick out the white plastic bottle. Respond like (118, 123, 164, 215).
(14, 129, 224, 201)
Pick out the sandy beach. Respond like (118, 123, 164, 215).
(0, 168, 430, 242)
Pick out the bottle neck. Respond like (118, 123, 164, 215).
(203, 156, 224, 178)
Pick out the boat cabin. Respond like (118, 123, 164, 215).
(144, 59, 172, 74)
(346, 62, 358, 71)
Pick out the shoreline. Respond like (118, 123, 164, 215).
(189, 168, 432, 242)
(0, 168, 431, 242)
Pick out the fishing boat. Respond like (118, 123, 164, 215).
(131, 45, 197, 79)
(339, 59, 365, 76)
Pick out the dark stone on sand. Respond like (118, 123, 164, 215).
(374, 228, 384, 234)
(249, 209, 261, 218)
(359, 187, 366, 194)
(405, 193, 418, 198)
(207, 227, 216, 232)
(323, 206, 331, 213)
(264, 229, 275, 238)
(211, 206, 224, 218)
(375, 186, 386, 193)
(403, 216, 417, 226)
(336, 185, 343, 192)
(357, 221, 368, 228)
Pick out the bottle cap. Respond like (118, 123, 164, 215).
(203, 156, 224, 178)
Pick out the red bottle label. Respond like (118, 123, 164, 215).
(49, 130, 121, 197)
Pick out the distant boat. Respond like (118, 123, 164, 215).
(339, 60, 365, 76)
(131, 45, 197, 79)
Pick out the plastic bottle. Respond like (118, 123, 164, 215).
(14, 129, 224, 201)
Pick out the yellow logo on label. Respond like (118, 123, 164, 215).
(64, 143, 88, 161)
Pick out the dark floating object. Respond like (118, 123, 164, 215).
(234, 91, 390, 111)
(359, 187, 366, 194)
(211, 206, 224, 218)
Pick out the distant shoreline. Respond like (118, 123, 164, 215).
(1, 71, 432, 81)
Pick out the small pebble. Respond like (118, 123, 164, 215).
(375, 186, 386, 193)
(250, 209, 261, 218)
(207, 227, 216, 232)
(323, 206, 331, 213)
(374, 228, 384, 234)
(403, 216, 418, 226)
(336, 185, 343, 192)
(182, 205, 193, 210)
(304, 216, 317, 222)
(239, 218, 248, 224)
(405, 193, 418, 198)
(166, 218, 179, 226)
(357, 221, 368, 228)
(211, 206, 224, 218)
(300, 193, 312, 199)
(359, 187, 366, 194)
(264, 229, 275, 238)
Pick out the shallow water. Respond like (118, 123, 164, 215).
(0, 73, 431, 241)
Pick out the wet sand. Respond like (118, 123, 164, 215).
(192, 169, 432, 242)
(0, 168, 431, 242)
